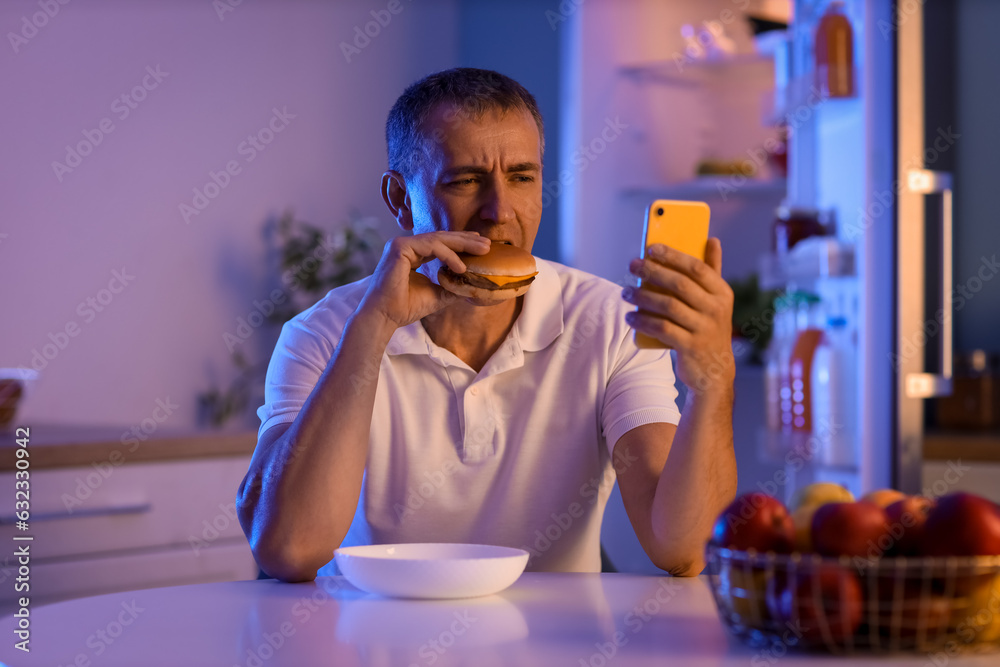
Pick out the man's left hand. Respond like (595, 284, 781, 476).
(623, 238, 735, 394)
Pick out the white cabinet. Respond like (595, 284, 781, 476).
(922, 460, 1000, 504)
(0, 456, 257, 613)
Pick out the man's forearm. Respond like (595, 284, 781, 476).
(650, 385, 737, 574)
(239, 309, 396, 580)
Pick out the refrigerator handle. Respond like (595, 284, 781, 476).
(904, 168, 954, 399)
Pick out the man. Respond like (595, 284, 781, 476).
(237, 68, 736, 582)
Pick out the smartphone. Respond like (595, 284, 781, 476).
(634, 199, 711, 349)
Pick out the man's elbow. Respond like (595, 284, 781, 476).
(659, 556, 705, 577)
(250, 537, 322, 583)
(650, 544, 706, 577)
(237, 493, 323, 583)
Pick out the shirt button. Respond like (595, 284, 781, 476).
(470, 386, 479, 396)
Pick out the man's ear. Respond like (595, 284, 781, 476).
(381, 170, 413, 232)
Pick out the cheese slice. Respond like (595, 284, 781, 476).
(480, 272, 537, 287)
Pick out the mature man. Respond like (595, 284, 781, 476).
(237, 68, 736, 582)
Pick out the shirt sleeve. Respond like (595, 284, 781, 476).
(255, 316, 336, 440)
(601, 334, 682, 458)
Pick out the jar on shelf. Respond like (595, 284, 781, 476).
(772, 205, 827, 255)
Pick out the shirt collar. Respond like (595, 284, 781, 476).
(386, 257, 564, 357)
(514, 258, 563, 352)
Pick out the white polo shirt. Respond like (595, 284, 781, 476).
(256, 258, 681, 574)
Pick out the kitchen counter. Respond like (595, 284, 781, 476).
(1, 572, 997, 666)
(0, 425, 259, 610)
(0, 424, 257, 471)
(924, 430, 1000, 463)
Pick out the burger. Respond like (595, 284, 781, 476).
(438, 242, 538, 305)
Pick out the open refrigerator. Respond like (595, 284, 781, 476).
(758, 0, 952, 500)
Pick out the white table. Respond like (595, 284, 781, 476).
(1, 572, 997, 666)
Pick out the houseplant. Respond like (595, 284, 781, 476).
(198, 209, 382, 428)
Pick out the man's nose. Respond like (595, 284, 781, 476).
(478, 178, 516, 225)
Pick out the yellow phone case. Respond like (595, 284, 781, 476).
(634, 199, 711, 349)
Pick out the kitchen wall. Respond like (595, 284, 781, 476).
(456, 0, 562, 269)
(2, 0, 562, 430)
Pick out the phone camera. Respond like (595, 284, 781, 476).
(656, 207, 664, 216)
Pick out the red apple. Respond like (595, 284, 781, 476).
(710, 492, 795, 553)
(884, 496, 935, 556)
(920, 492, 1000, 557)
(812, 501, 891, 559)
(770, 563, 863, 645)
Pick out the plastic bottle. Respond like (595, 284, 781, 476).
(811, 316, 856, 466)
(815, 1, 854, 98)
(765, 301, 792, 432)
(775, 294, 801, 433)
(789, 295, 824, 434)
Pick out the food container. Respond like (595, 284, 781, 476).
(706, 544, 1000, 655)
(935, 350, 1000, 430)
(0, 368, 38, 431)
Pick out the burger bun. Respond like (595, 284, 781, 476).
(437, 243, 537, 305)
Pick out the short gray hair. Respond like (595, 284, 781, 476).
(385, 67, 545, 180)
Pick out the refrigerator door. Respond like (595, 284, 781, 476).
(896, 1, 955, 492)
(858, 0, 896, 495)
(762, 0, 897, 498)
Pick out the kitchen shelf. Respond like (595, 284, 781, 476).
(621, 177, 785, 201)
(619, 53, 774, 88)
(0, 424, 257, 470)
(756, 427, 858, 471)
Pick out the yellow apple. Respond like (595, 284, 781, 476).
(791, 505, 823, 552)
(953, 572, 1000, 643)
(790, 482, 855, 512)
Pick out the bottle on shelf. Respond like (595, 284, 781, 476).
(788, 294, 824, 434)
(814, 0, 855, 98)
(811, 315, 857, 466)
(765, 297, 795, 433)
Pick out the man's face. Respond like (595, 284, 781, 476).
(406, 103, 543, 252)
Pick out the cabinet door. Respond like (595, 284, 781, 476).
(0, 539, 256, 614)
(0, 457, 251, 559)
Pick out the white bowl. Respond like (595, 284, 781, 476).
(333, 543, 529, 599)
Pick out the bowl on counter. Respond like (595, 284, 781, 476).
(334, 543, 529, 599)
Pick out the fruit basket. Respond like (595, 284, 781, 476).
(706, 544, 1000, 655)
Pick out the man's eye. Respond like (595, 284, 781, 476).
(449, 178, 476, 186)
(513, 175, 535, 183)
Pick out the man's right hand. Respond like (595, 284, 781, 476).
(238, 229, 491, 582)
(358, 231, 491, 330)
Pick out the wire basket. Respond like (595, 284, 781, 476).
(705, 544, 1000, 655)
